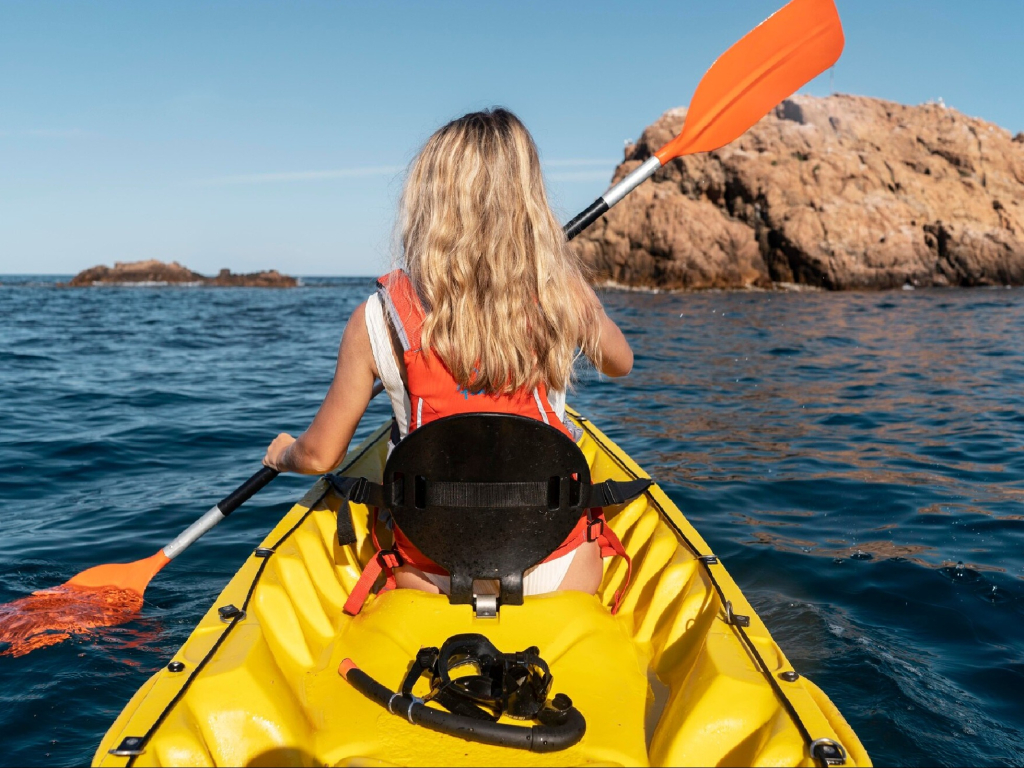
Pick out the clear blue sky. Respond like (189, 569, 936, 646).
(2, 1, 1021, 276)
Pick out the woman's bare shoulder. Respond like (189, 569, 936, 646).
(339, 300, 375, 372)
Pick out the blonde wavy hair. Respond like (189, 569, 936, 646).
(399, 108, 601, 396)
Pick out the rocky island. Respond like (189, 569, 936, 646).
(66, 260, 297, 287)
(573, 94, 1024, 290)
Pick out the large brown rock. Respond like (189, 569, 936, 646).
(67, 259, 297, 287)
(573, 95, 1024, 290)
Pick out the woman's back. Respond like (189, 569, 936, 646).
(368, 268, 569, 439)
(262, 107, 633, 602)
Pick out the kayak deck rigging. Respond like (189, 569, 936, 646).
(95, 410, 870, 767)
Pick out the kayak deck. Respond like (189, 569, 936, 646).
(94, 411, 870, 767)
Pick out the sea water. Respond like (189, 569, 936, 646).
(0, 276, 1022, 766)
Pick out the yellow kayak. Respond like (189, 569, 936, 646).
(93, 410, 870, 767)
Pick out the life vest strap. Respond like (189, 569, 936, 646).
(341, 506, 400, 616)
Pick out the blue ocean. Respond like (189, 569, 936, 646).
(1, 276, 1022, 766)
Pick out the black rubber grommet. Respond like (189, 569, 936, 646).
(779, 670, 800, 682)
(168, 661, 185, 673)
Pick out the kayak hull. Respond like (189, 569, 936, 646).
(94, 412, 870, 767)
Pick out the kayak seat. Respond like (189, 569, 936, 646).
(315, 587, 652, 767)
(337, 412, 650, 614)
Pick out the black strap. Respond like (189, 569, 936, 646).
(326, 473, 649, 546)
(407, 477, 650, 510)
(426, 480, 552, 508)
(324, 475, 387, 547)
(586, 478, 652, 507)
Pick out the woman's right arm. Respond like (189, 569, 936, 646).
(588, 285, 633, 377)
(263, 301, 378, 474)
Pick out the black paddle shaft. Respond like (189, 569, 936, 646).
(563, 199, 610, 242)
(218, 467, 279, 516)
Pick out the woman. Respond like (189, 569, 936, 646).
(263, 108, 633, 601)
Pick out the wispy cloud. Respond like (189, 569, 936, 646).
(197, 159, 616, 186)
(198, 165, 406, 186)
(0, 128, 84, 139)
(545, 159, 616, 182)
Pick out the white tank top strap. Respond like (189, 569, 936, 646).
(365, 293, 411, 439)
(377, 278, 414, 352)
(531, 388, 551, 425)
(544, 387, 582, 441)
(547, 388, 566, 421)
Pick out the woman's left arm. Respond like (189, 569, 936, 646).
(263, 301, 379, 474)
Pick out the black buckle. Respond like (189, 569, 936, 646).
(324, 475, 383, 507)
(590, 478, 652, 508)
(378, 549, 403, 570)
(586, 517, 604, 542)
(347, 476, 370, 504)
(324, 473, 357, 496)
(603, 481, 625, 506)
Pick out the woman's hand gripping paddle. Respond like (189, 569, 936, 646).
(0, 381, 386, 657)
(564, 0, 844, 240)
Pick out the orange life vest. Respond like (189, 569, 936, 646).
(375, 269, 568, 434)
(343, 270, 630, 615)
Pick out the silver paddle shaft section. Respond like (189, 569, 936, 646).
(563, 156, 662, 241)
(162, 504, 227, 560)
(601, 156, 661, 207)
(160, 465, 280, 560)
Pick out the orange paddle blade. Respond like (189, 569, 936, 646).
(0, 551, 169, 657)
(65, 550, 170, 594)
(656, 0, 844, 163)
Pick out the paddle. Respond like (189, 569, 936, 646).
(0, 380, 386, 657)
(563, 0, 844, 241)
(66, 378, 389, 595)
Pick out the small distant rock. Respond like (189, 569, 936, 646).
(207, 267, 297, 287)
(66, 259, 297, 288)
